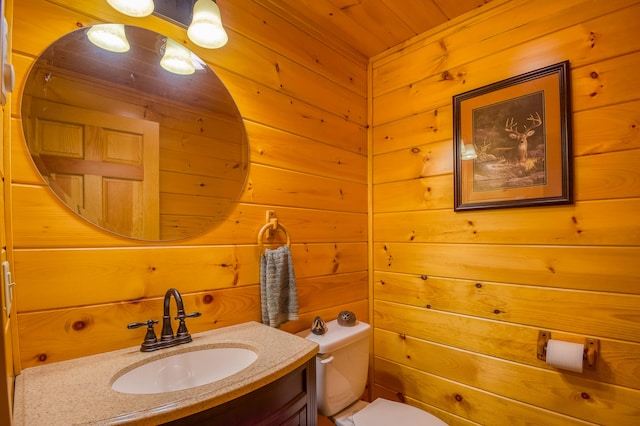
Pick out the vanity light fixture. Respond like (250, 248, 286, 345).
(106, 0, 154, 17)
(87, 23, 130, 53)
(160, 38, 196, 75)
(187, 0, 228, 49)
(106, 0, 228, 49)
(460, 139, 477, 160)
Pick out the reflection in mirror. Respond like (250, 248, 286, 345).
(21, 25, 248, 241)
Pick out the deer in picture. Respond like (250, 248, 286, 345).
(504, 112, 542, 163)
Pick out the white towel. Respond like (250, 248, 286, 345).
(260, 245, 299, 327)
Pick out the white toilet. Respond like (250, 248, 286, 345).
(299, 319, 448, 426)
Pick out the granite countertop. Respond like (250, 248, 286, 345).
(13, 322, 319, 425)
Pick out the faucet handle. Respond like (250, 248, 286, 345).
(128, 319, 159, 350)
(175, 311, 202, 338)
(127, 319, 159, 329)
(175, 312, 202, 320)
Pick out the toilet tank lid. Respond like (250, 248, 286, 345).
(298, 319, 370, 353)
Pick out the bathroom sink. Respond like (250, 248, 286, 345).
(111, 346, 258, 394)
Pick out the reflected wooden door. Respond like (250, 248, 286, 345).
(26, 101, 160, 239)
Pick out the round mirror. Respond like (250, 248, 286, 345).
(21, 25, 248, 241)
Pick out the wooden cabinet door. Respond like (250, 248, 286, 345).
(25, 100, 160, 239)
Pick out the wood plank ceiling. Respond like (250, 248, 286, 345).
(252, 0, 494, 61)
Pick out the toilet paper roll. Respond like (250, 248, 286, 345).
(546, 339, 584, 373)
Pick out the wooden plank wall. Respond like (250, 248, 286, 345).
(8, 0, 368, 370)
(370, 0, 640, 425)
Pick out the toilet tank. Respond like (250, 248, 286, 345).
(299, 319, 371, 417)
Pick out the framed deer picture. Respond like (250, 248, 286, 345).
(453, 61, 572, 211)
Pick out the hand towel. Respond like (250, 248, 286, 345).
(260, 245, 299, 328)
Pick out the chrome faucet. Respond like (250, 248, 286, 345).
(128, 288, 202, 352)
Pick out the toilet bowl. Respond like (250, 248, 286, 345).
(299, 318, 448, 426)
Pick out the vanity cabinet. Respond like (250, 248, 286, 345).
(165, 359, 317, 426)
(14, 323, 319, 425)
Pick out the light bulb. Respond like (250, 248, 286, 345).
(188, 0, 228, 49)
(106, 0, 154, 17)
(87, 24, 130, 53)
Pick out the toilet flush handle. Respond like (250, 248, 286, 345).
(320, 355, 335, 364)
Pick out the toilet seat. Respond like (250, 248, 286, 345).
(335, 398, 448, 426)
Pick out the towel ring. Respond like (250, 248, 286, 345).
(258, 220, 291, 253)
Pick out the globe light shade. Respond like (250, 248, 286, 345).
(160, 38, 196, 75)
(187, 0, 228, 49)
(87, 24, 130, 53)
(106, 0, 154, 17)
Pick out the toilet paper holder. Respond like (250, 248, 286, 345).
(537, 330, 599, 369)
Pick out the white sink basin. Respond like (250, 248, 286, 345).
(111, 347, 258, 394)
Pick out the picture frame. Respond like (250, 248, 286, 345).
(453, 61, 572, 211)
